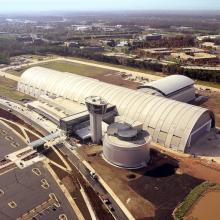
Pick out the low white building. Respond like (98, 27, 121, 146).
(103, 122, 150, 169)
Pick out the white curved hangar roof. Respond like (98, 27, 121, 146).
(18, 67, 215, 152)
(140, 75, 194, 97)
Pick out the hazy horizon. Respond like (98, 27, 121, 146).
(0, 0, 220, 13)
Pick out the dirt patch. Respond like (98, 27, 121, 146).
(176, 157, 220, 184)
(128, 150, 203, 220)
(62, 176, 79, 193)
(198, 90, 220, 127)
(151, 146, 220, 185)
(77, 145, 220, 220)
(44, 148, 66, 168)
(25, 130, 39, 142)
(127, 174, 137, 180)
(77, 145, 156, 219)
(130, 171, 202, 220)
(185, 190, 220, 220)
(92, 73, 141, 90)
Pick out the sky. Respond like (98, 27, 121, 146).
(0, 0, 220, 13)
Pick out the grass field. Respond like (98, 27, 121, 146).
(7, 60, 116, 77)
(45, 58, 220, 90)
(4, 55, 220, 89)
(66, 56, 165, 77)
(6, 69, 24, 76)
(64, 57, 220, 89)
(0, 77, 33, 101)
(196, 80, 220, 89)
(37, 60, 115, 76)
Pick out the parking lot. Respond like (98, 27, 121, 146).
(0, 122, 26, 160)
(0, 162, 77, 220)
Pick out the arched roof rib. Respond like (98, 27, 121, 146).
(18, 67, 215, 152)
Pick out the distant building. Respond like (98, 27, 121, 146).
(72, 25, 91, 32)
(104, 52, 137, 59)
(130, 39, 144, 48)
(197, 35, 220, 41)
(201, 42, 220, 52)
(80, 46, 104, 53)
(16, 35, 33, 43)
(171, 52, 218, 64)
(171, 26, 193, 32)
(64, 41, 79, 48)
(176, 47, 205, 54)
(36, 25, 54, 30)
(139, 33, 162, 41)
(141, 48, 172, 57)
(117, 41, 129, 47)
(101, 39, 116, 47)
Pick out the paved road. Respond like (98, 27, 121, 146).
(59, 143, 130, 220)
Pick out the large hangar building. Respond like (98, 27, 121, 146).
(18, 67, 215, 153)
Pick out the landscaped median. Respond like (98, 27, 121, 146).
(173, 181, 218, 220)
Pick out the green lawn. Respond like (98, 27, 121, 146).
(37, 60, 115, 77)
(8, 60, 116, 77)
(6, 69, 24, 76)
(66, 56, 165, 77)
(5, 55, 220, 90)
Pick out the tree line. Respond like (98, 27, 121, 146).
(0, 37, 219, 83)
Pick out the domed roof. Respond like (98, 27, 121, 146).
(139, 75, 194, 96)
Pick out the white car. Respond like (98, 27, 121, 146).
(90, 171, 98, 180)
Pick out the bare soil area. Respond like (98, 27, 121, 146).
(185, 190, 220, 220)
(77, 146, 205, 220)
(198, 90, 220, 127)
(129, 151, 203, 220)
(77, 145, 220, 220)
(77, 145, 156, 219)
(157, 146, 220, 185)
